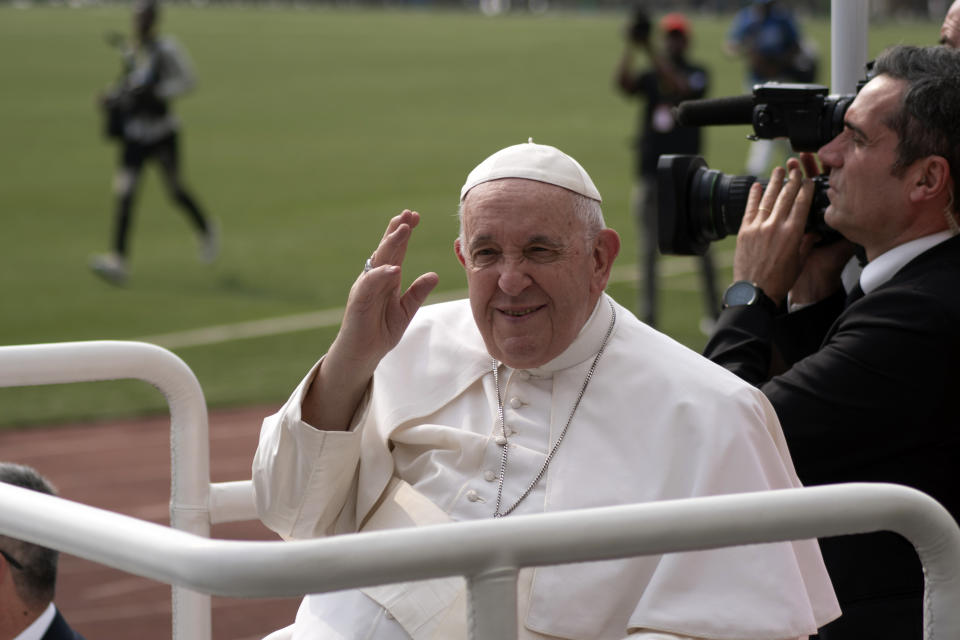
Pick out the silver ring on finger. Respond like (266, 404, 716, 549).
(363, 257, 374, 274)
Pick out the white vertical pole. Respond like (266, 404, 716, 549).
(467, 568, 518, 640)
(831, 0, 870, 94)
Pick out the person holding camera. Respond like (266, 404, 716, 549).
(90, 0, 217, 285)
(704, 45, 960, 639)
(615, 10, 719, 330)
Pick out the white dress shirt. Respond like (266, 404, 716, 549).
(13, 602, 56, 640)
(859, 231, 954, 294)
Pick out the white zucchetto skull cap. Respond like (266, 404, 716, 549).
(460, 138, 602, 203)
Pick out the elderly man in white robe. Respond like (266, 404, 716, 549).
(253, 140, 840, 640)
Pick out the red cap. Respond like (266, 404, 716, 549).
(660, 12, 690, 36)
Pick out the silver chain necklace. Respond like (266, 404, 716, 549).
(491, 298, 616, 518)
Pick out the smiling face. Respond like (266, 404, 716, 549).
(455, 179, 619, 370)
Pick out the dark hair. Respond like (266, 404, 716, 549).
(133, 0, 159, 32)
(873, 45, 960, 211)
(134, 0, 158, 15)
(0, 463, 59, 609)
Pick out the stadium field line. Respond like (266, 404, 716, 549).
(138, 252, 733, 350)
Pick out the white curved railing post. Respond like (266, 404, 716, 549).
(0, 341, 211, 640)
(1, 482, 959, 640)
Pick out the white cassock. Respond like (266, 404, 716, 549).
(253, 294, 840, 640)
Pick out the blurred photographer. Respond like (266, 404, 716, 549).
(704, 45, 960, 639)
(615, 9, 718, 329)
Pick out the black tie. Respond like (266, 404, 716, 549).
(845, 282, 865, 307)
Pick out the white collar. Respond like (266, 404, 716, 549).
(521, 293, 615, 377)
(13, 602, 56, 640)
(860, 231, 954, 294)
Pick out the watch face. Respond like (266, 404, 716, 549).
(724, 281, 758, 307)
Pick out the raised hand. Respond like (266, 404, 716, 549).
(303, 209, 439, 430)
(338, 210, 439, 367)
(732, 158, 816, 303)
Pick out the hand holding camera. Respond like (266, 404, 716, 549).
(732, 160, 817, 303)
(657, 78, 873, 256)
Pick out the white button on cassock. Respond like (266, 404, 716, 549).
(509, 397, 523, 409)
(483, 470, 497, 482)
(466, 490, 481, 502)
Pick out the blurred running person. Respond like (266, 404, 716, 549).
(91, 0, 216, 285)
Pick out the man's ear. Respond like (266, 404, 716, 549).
(591, 228, 621, 291)
(454, 237, 467, 267)
(909, 155, 952, 206)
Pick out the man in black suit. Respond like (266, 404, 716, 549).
(0, 464, 86, 640)
(703, 44, 960, 640)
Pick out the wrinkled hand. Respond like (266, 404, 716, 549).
(304, 209, 439, 430)
(332, 209, 439, 374)
(733, 158, 816, 303)
(337, 210, 439, 365)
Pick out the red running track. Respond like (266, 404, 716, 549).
(0, 406, 301, 640)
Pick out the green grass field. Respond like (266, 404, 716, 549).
(0, 4, 941, 427)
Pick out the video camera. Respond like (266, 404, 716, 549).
(658, 155, 833, 256)
(658, 80, 866, 255)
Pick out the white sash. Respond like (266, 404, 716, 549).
(359, 478, 468, 640)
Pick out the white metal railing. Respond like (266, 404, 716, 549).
(0, 6, 915, 639)
(0, 340, 225, 639)
(1, 481, 960, 639)
(3, 340, 960, 638)
(1, 341, 960, 639)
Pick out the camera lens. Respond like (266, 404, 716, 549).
(658, 154, 835, 255)
(689, 169, 757, 245)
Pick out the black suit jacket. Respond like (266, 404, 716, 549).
(704, 235, 960, 638)
(42, 609, 85, 640)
